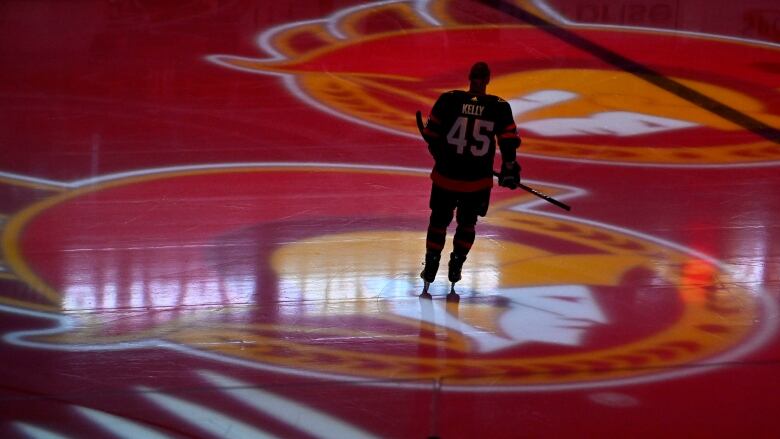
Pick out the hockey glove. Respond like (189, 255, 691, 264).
(498, 161, 521, 189)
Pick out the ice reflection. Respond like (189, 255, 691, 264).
(267, 228, 619, 351)
(271, 231, 502, 316)
(61, 248, 256, 317)
(726, 227, 767, 286)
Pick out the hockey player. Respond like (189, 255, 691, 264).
(420, 61, 522, 297)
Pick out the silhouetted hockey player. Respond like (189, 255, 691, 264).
(419, 61, 522, 298)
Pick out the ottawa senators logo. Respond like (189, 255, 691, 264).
(208, 0, 780, 167)
(1, 164, 775, 391)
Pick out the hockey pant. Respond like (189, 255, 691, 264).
(425, 185, 490, 257)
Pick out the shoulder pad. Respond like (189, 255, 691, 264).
(442, 90, 462, 100)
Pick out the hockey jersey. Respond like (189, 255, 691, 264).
(424, 90, 521, 192)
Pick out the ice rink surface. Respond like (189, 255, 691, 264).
(1, 1, 779, 437)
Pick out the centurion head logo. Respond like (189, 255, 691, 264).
(1, 164, 775, 391)
(208, 0, 780, 166)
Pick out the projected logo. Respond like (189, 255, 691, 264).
(1, 165, 772, 390)
(208, 0, 780, 166)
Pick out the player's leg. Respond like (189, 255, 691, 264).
(449, 213, 474, 284)
(449, 189, 491, 286)
(421, 185, 456, 287)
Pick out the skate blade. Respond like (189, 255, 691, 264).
(420, 281, 432, 299)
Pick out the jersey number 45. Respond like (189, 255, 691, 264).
(446, 117, 494, 157)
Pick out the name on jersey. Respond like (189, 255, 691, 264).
(462, 104, 485, 116)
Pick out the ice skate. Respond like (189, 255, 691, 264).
(447, 252, 466, 294)
(420, 251, 440, 297)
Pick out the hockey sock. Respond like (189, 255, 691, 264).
(426, 225, 447, 252)
(452, 223, 475, 256)
(426, 209, 453, 252)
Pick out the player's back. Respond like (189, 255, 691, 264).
(429, 90, 514, 190)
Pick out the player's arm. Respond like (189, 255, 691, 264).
(496, 99, 521, 159)
(496, 99, 522, 188)
(422, 93, 450, 160)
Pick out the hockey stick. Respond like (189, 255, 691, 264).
(415, 110, 571, 212)
(415, 110, 428, 142)
(491, 171, 571, 211)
